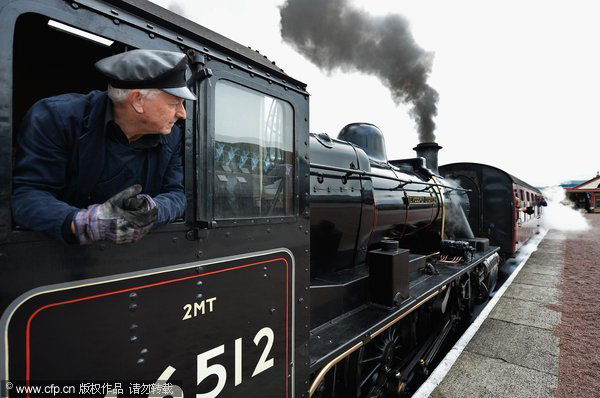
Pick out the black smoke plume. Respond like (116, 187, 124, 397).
(280, 0, 439, 142)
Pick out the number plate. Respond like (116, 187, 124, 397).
(3, 250, 293, 397)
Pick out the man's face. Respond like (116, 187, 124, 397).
(139, 91, 186, 134)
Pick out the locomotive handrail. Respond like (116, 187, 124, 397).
(310, 163, 470, 192)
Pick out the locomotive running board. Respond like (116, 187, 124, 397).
(308, 247, 500, 372)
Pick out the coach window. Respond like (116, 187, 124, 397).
(214, 80, 294, 219)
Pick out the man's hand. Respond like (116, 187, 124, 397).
(73, 185, 158, 244)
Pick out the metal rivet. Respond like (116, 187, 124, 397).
(129, 292, 137, 299)
(130, 324, 138, 331)
(196, 250, 203, 258)
(196, 266, 204, 273)
(263, 274, 268, 278)
(226, 232, 231, 237)
(137, 358, 145, 365)
(130, 336, 138, 342)
(268, 80, 273, 84)
(250, 73, 255, 77)
(113, 18, 120, 25)
(177, 36, 183, 41)
(230, 65, 234, 69)
(110, 9, 119, 15)
(270, 308, 276, 314)
(147, 24, 154, 29)
(266, 73, 270, 77)
(172, 237, 178, 243)
(247, 65, 252, 69)
(298, 297, 304, 303)
(140, 348, 148, 355)
(204, 47, 210, 52)
(196, 293, 203, 299)
(227, 56, 232, 61)
(129, 303, 137, 311)
(197, 280, 203, 286)
(149, 33, 155, 39)
(71, 2, 79, 9)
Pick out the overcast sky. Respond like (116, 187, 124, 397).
(150, 0, 599, 187)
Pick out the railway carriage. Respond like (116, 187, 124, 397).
(439, 163, 544, 257)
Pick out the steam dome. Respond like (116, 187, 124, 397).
(338, 123, 387, 162)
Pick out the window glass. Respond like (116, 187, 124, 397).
(214, 80, 294, 219)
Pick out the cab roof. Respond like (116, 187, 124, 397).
(106, 0, 307, 90)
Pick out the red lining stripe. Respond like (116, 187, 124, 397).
(24, 257, 290, 397)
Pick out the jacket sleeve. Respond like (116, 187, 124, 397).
(153, 129, 186, 225)
(11, 100, 80, 240)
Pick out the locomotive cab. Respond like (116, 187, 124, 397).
(1, 1, 310, 397)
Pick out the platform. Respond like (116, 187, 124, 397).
(414, 229, 567, 397)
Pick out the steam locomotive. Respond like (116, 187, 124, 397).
(0, 1, 537, 397)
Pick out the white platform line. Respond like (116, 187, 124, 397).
(412, 230, 548, 398)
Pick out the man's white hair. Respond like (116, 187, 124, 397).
(107, 85, 162, 104)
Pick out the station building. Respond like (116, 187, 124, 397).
(566, 173, 600, 213)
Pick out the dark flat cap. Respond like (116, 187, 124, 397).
(95, 49, 196, 100)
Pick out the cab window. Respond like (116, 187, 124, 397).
(214, 80, 294, 219)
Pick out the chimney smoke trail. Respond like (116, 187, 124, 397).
(280, 0, 439, 142)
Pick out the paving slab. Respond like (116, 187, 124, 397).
(465, 318, 560, 375)
(525, 252, 564, 268)
(513, 271, 560, 288)
(490, 297, 561, 330)
(517, 266, 562, 277)
(503, 283, 560, 305)
(431, 351, 557, 398)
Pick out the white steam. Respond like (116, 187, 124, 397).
(540, 186, 590, 232)
(514, 229, 547, 264)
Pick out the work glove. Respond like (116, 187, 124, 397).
(73, 185, 158, 244)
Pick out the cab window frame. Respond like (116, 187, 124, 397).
(198, 67, 298, 228)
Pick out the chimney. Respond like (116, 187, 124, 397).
(413, 142, 442, 174)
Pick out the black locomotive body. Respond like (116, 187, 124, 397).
(0, 1, 520, 397)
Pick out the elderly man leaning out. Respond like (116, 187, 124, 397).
(11, 49, 196, 244)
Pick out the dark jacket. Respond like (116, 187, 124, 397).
(11, 90, 186, 241)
